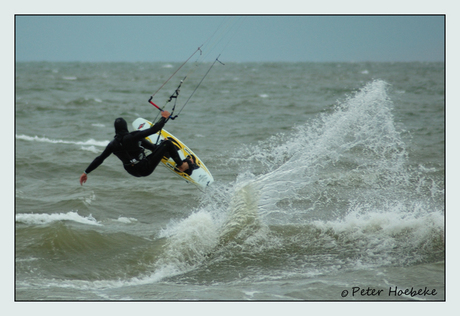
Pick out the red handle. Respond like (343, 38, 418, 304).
(148, 97, 163, 112)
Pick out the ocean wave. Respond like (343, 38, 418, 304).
(122, 184, 444, 286)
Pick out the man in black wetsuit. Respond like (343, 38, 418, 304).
(79, 111, 191, 185)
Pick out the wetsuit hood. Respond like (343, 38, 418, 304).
(114, 117, 129, 142)
(114, 117, 129, 134)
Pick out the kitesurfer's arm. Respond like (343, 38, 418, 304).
(141, 138, 157, 152)
(79, 143, 114, 185)
(133, 111, 171, 141)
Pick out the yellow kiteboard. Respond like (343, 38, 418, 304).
(132, 118, 214, 191)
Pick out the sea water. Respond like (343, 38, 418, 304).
(15, 61, 444, 301)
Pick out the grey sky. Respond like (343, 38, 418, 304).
(15, 15, 444, 63)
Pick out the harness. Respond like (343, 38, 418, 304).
(114, 136, 146, 167)
(127, 151, 145, 167)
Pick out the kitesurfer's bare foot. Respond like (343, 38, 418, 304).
(177, 156, 194, 172)
(178, 162, 189, 172)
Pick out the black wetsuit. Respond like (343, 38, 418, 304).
(84, 118, 184, 177)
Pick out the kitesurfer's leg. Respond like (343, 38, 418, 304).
(147, 139, 189, 172)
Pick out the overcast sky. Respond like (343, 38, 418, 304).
(15, 15, 444, 63)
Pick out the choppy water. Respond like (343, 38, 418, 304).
(15, 61, 444, 301)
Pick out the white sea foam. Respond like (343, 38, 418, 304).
(156, 211, 220, 272)
(15, 211, 101, 226)
(80, 145, 100, 153)
(16, 134, 109, 147)
(115, 216, 138, 224)
(226, 80, 413, 219)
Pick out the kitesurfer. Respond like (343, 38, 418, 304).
(79, 111, 193, 185)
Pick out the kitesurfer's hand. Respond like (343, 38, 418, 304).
(80, 173, 88, 185)
(161, 111, 171, 119)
